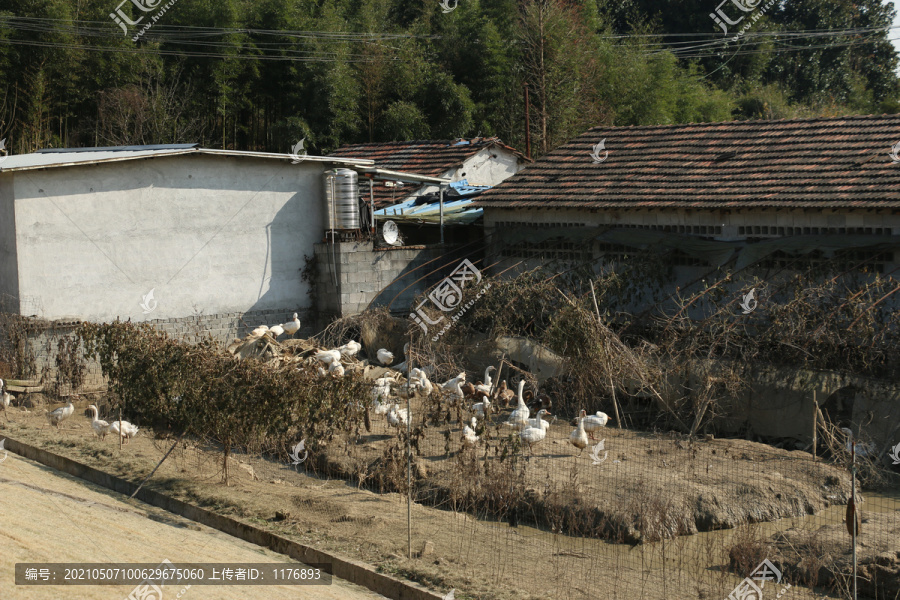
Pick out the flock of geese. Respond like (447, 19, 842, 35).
(303, 342, 613, 456)
(1, 378, 138, 443)
(248, 313, 303, 341)
(45, 398, 138, 443)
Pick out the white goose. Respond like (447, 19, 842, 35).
(386, 404, 408, 428)
(249, 325, 269, 339)
(281, 313, 302, 338)
(46, 401, 75, 429)
(525, 408, 551, 432)
(377, 348, 394, 366)
(373, 397, 391, 417)
(268, 324, 285, 338)
(505, 381, 530, 429)
(474, 366, 496, 396)
(390, 343, 412, 373)
(372, 381, 392, 402)
(409, 368, 434, 396)
(314, 349, 342, 366)
(841, 427, 875, 458)
(519, 421, 547, 452)
(472, 397, 491, 419)
(0, 379, 11, 421)
(86, 405, 110, 440)
(462, 417, 478, 447)
(570, 414, 589, 454)
(329, 362, 345, 377)
(441, 373, 466, 392)
(109, 419, 139, 443)
(337, 340, 362, 357)
(444, 380, 465, 404)
(582, 410, 610, 440)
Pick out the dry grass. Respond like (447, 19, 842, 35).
(3, 405, 851, 600)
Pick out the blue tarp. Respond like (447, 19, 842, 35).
(374, 179, 490, 224)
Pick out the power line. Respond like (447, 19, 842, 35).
(0, 37, 404, 63)
(0, 16, 894, 64)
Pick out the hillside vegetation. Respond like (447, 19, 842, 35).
(0, 0, 897, 158)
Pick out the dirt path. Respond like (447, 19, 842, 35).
(0, 451, 387, 600)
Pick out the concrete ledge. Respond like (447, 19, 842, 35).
(3, 436, 443, 600)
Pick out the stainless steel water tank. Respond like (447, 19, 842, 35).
(324, 169, 360, 231)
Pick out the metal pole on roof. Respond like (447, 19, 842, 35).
(369, 177, 375, 234)
(439, 186, 444, 245)
(524, 85, 532, 160)
(330, 174, 337, 287)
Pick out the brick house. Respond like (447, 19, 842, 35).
(475, 114, 900, 278)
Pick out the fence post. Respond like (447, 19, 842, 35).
(407, 337, 413, 560)
(812, 390, 817, 462)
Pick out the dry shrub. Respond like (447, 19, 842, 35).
(728, 523, 774, 577)
(370, 436, 410, 495)
(404, 247, 900, 443)
(76, 321, 369, 484)
(54, 335, 87, 394)
(0, 308, 42, 379)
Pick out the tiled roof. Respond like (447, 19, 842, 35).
(329, 138, 527, 209)
(474, 114, 900, 210)
(361, 180, 422, 209)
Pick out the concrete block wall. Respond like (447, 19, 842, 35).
(146, 308, 314, 345)
(315, 241, 445, 318)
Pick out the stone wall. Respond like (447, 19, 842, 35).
(5, 308, 312, 395)
(484, 207, 900, 281)
(656, 359, 900, 457)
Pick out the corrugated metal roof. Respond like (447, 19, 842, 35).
(474, 114, 900, 210)
(0, 146, 375, 174)
(357, 167, 450, 184)
(35, 143, 199, 153)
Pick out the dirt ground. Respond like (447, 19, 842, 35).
(0, 450, 387, 600)
(0, 398, 879, 600)
(334, 392, 856, 544)
(771, 511, 900, 599)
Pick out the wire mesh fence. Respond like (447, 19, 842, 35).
(4, 342, 897, 599)
(2, 244, 900, 600)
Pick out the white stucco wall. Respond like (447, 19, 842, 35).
(448, 147, 522, 187)
(0, 175, 19, 307)
(8, 154, 326, 322)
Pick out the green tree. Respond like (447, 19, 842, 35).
(518, 0, 605, 154)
